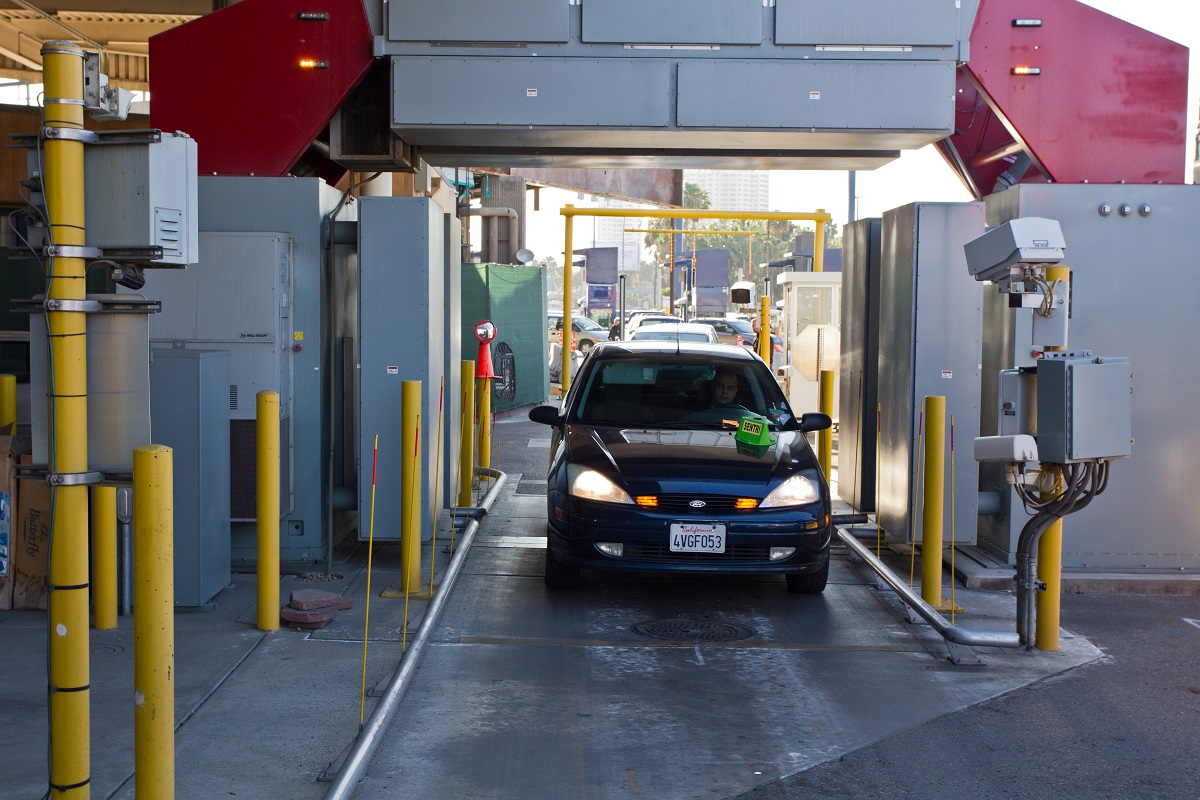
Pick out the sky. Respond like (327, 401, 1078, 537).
(520, 0, 1197, 263)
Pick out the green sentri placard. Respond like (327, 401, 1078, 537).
(735, 414, 775, 446)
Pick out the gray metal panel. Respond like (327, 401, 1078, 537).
(676, 60, 955, 130)
(197, 177, 345, 565)
(877, 203, 984, 545)
(358, 197, 446, 541)
(583, 0, 762, 44)
(388, 0, 567, 43)
(985, 184, 1200, 568)
(149, 348, 231, 607)
(776, 0, 958, 46)
(393, 57, 672, 128)
(838, 218, 881, 511)
(443, 211, 463, 510)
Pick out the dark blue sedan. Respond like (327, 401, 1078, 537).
(528, 341, 832, 592)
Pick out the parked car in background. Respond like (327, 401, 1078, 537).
(527, 341, 834, 592)
(692, 317, 754, 347)
(630, 322, 720, 344)
(626, 313, 681, 335)
(548, 313, 609, 352)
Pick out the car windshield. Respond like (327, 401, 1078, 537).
(568, 355, 795, 429)
(575, 317, 603, 331)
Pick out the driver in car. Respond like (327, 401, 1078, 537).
(710, 368, 740, 407)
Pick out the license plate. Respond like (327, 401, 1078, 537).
(669, 522, 726, 553)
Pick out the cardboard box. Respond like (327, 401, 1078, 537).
(12, 452, 50, 611)
(0, 437, 14, 610)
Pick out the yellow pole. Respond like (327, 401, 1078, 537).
(360, 434, 379, 728)
(561, 205, 575, 391)
(477, 377, 492, 473)
(133, 444, 174, 800)
(91, 486, 117, 630)
(458, 361, 475, 507)
(818, 370, 834, 477)
(400, 381, 422, 592)
(0, 373, 15, 435)
(920, 395, 946, 608)
(814, 210, 826, 273)
(757, 296, 771, 363)
(1036, 264, 1071, 651)
(42, 41, 91, 800)
(256, 391, 280, 631)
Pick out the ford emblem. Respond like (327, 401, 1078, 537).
(689, 500, 706, 508)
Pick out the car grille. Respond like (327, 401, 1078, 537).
(652, 495, 750, 513)
(621, 542, 771, 564)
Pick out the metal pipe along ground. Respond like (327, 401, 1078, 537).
(322, 468, 507, 800)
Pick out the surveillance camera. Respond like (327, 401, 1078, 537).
(964, 217, 1066, 284)
(111, 264, 145, 290)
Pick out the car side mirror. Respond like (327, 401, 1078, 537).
(799, 412, 832, 433)
(528, 405, 563, 426)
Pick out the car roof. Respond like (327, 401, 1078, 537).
(592, 340, 757, 359)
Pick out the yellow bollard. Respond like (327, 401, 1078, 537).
(400, 380, 422, 592)
(757, 296, 771, 363)
(91, 486, 117, 630)
(133, 444, 174, 800)
(256, 391, 280, 631)
(458, 361, 475, 507)
(818, 370, 834, 478)
(561, 206, 575, 391)
(1036, 264, 1072, 651)
(477, 376, 492, 473)
(42, 40, 92, 799)
(814, 210, 826, 273)
(920, 395, 948, 608)
(0, 373, 15, 435)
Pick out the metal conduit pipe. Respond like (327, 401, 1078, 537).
(472, 207, 518, 263)
(837, 529, 1020, 650)
(977, 491, 1003, 517)
(323, 467, 507, 800)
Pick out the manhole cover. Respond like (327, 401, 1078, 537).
(90, 644, 124, 657)
(630, 618, 755, 643)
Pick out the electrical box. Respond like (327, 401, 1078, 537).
(1036, 353, 1132, 463)
(997, 368, 1036, 437)
(82, 131, 198, 265)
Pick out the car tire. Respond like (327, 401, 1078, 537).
(544, 545, 580, 589)
(785, 560, 829, 594)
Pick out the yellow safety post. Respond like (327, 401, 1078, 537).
(359, 435, 379, 729)
(814, 209, 826, 273)
(818, 370, 834, 478)
(400, 381, 422, 593)
(457, 361, 475, 508)
(560, 205, 575, 391)
(920, 395, 956, 611)
(42, 41, 91, 799)
(256, 391, 280, 631)
(757, 296, 771, 363)
(477, 376, 492, 474)
(133, 444, 174, 800)
(1036, 265, 1072, 651)
(0, 373, 15, 435)
(91, 486, 117, 630)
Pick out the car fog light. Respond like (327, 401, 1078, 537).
(769, 547, 796, 561)
(597, 542, 624, 557)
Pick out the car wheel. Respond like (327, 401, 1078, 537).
(544, 545, 580, 589)
(785, 560, 829, 594)
(579, 339, 593, 353)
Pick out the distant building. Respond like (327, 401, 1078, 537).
(682, 170, 769, 211)
(591, 199, 644, 273)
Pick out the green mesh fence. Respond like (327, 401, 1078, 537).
(461, 263, 549, 412)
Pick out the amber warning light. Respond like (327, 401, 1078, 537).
(299, 58, 330, 69)
(1011, 66, 1041, 76)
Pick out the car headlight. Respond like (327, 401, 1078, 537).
(568, 465, 633, 505)
(760, 473, 819, 508)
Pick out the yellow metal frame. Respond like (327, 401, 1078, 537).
(559, 206, 831, 390)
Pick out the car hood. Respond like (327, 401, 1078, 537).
(561, 424, 822, 497)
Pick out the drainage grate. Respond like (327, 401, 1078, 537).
(630, 618, 756, 643)
(516, 480, 548, 496)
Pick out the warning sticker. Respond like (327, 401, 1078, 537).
(941, 370, 953, 379)
(386, 366, 399, 375)
(809, 91, 821, 100)
(526, 88, 538, 97)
